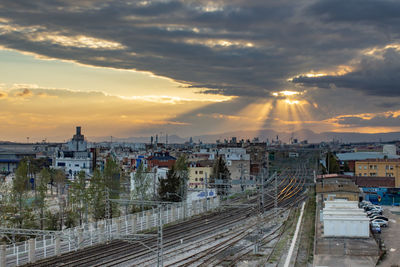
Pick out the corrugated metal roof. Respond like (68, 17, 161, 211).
(337, 152, 400, 161)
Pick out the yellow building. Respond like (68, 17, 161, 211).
(188, 166, 213, 189)
(355, 159, 400, 187)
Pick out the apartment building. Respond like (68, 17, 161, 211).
(355, 159, 400, 187)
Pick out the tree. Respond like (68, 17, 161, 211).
(44, 210, 59, 230)
(88, 169, 106, 221)
(69, 171, 89, 226)
(0, 181, 15, 228)
(53, 169, 66, 196)
(175, 155, 189, 200)
(326, 151, 340, 174)
(36, 168, 50, 229)
(103, 156, 121, 218)
(52, 169, 66, 229)
(131, 162, 151, 210)
(12, 160, 29, 227)
(158, 165, 181, 202)
(211, 156, 231, 195)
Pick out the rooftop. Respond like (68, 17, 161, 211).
(337, 152, 400, 161)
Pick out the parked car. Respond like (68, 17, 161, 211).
(371, 222, 381, 233)
(365, 205, 382, 212)
(367, 211, 382, 216)
(369, 216, 388, 221)
(364, 206, 375, 211)
(368, 213, 382, 218)
(371, 219, 388, 227)
(368, 212, 381, 217)
(360, 201, 371, 208)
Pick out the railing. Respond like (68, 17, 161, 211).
(0, 197, 220, 267)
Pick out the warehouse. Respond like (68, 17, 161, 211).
(323, 200, 370, 238)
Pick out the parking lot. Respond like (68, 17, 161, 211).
(377, 206, 400, 267)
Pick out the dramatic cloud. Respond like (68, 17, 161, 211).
(0, 0, 398, 97)
(336, 113, 400, 127)
(1, 0, 400, 140)
(292, 47, 400, 97)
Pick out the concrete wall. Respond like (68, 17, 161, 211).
(324, 217, 369, 238)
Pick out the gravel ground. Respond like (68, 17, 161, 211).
(378, 206, 400, 267)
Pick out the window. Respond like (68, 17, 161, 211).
(199, 171, 203, 174)
(359, 173, 362, 176)
(195, 178, 198, 181)
(195, 171, 198, 174)
(364, 173, 367, 176)
(75, 164, 79, 167)
(57, 162, 66, 167)
(364, 165, 367, 170)
(358, 166, 362, 170)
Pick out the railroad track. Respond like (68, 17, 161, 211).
(24, 166, 309, 267)
(170, 167, 308, 267)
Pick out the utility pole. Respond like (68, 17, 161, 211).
(274, 170, 278, 223)
(105, 187, 111, 240)
(240, 163, 244, 192)
(254, 168, 263, 253)
(157, 204, 164, 267)
(153, 168, 157, 201)
(204, 172, 208, 211)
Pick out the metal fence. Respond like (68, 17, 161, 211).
(1, 197, 219, 267)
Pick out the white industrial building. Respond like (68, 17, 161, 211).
(54, 127, 93, 179)
(323, 200, 370, 238)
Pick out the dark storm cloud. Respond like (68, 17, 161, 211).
(292, 48, 400, 96)
(337, 114, 400, 127)
(0, 0, 399, 97)
(308, 0, 400, 24)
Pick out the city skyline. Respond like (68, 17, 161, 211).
(1, 0, 400, 142)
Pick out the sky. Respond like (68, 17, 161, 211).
(1, 0, 400, 142)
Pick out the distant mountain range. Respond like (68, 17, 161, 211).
(87, 129, 400, 144)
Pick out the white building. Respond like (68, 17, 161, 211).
(322, 200, 370, 238)
(54, 127, 92, 179)
(218, 147, 250, 161)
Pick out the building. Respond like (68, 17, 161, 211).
(355, 159, 400, 187)
(188, 165, 213, 189)
(361, 187, 400, 205)
(226, 159, 252, 191)
(54, 127, 93, 178)
(322, 200, 370, 238)
(146, 151, 176, 169)
(337, 150, 400, 173)
(0, 147, 41, 173)
(316, 175, 360, 202)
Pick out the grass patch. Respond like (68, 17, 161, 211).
(294, 186, 316, 267)
(268, 207, 299, 263)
